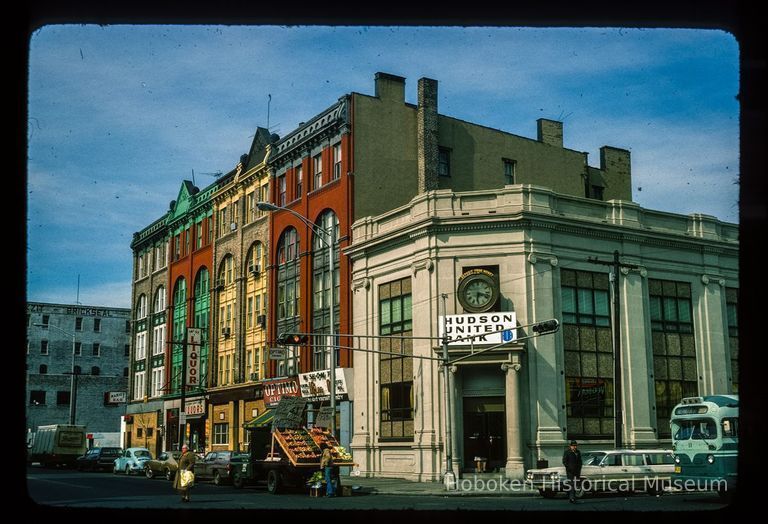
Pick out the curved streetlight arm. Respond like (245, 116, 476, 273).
(256, 200, 338, 438)
(256, 201, 332, 247)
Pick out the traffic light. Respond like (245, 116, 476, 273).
(532, 319, 560, 334)
(276, 333, 309, 345)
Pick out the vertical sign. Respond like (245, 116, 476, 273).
(186, 328, 202, 387)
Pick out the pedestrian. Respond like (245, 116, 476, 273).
(172, 444, 197, 503)
(320, 442, 336, 497)
(562, 440, 582, 503)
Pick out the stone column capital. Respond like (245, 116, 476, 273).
(501, 362, 522, 373)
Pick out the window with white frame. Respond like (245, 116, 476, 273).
(333, 143, 342, 180)
(153, 324, 166, 355)
(151, 366, 164, 397)
(135, 331, 147, 360)
(213, 423, 229, 445)
(154, 286, 166, 313)
(295, 164, 303, 199)
(313, 154, 323, 189)
(136, 294, 148, 319)
(133, 371, 146, 400)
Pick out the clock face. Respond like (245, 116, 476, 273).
(464, 280, 493, 308)
(457, 271, 498, 313)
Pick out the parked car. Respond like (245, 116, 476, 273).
(76, 447, 123, 471)
(525, 449, 675, 498)
(194, 450, 250, 485)
(144, 451, 181, 480)
(113, 447, 153, 475)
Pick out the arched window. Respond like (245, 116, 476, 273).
(193, 267, 210, 385)
(91, 366, 100, 376)
(311, 211, 339, 370)
(136, 294, 148, 319)
(276, 227, 300, 375)
(39, 364, 47, 374)
(276, 227, 300, 323)
(246, 241, 264, 277)
(171, 278, 187, 394)
(154, 286, 166, 313)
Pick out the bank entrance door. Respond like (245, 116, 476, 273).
(463, 396, 506, 472)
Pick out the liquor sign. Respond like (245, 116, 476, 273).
(186, 328, 202, 387)
(298, 368, 348, 400)
(438, 312, 517, 346)
(263, 377, 302, 407)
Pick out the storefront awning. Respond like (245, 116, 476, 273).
(243, 409, 274, 429)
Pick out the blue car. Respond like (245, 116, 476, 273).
(113, 447, 153, 475)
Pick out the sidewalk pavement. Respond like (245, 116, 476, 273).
(340, 473, 540, 497)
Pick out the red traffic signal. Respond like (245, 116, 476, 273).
(276, 333, 309, 345)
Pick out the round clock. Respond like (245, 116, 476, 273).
(457, 270, 499, 313)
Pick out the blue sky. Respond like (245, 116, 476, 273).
(26, 25, 740, 309)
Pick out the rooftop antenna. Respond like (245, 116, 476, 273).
(76, 274, 82, 305)
(267, 94, 271, 131)
(191, 168, 196, 186)
(200, 171, 223, 178)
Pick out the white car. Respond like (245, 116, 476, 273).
(525, 449, 675, 498)
(113, 447, 153, 475)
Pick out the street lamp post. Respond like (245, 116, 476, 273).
(34, 323, 78, 425)
(257, 201, 338, 438)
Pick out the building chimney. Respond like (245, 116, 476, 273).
(600, 146, 632, 200)
(374, 72, 405, 102)
(418, 77, 439, 193)
(537, 118, 563, 147)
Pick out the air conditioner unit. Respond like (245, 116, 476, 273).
(249, 263, 261, 276)
(256, 314, 266, 328)
(230, 222, 237, 231)
(222, 327, 231, 337)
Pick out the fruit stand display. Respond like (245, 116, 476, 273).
(271, 427, 354, 466)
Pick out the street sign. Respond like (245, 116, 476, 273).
(269, 347, 286, 360)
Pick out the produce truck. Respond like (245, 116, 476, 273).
(233, 398, 354, 494)
(27, 424, 87, 467)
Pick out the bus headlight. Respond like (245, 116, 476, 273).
(707, 455, 715, 464)
(674, 456, 681, 464)
(550, 472, 560, 481)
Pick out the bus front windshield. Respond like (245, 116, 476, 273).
(672, 418, 717, 441)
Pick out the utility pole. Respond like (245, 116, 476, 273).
(179, 331, 187, 451)
(440, 294, 455, 487)
(588, 250, 639, 449)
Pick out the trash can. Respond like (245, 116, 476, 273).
(537, 459, 549, 469)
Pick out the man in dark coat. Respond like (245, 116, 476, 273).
(172, 444, 197, 503)
(562, 440, 582, 503)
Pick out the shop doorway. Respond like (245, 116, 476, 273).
(463, 397, 506, 472)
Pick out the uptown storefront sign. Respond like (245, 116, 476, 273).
(439, 312, 517, 345)
(263, 377, 302, 407)
(298, 368, 348, 400)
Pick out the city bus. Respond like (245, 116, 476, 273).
(670, 395, 738, 500)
